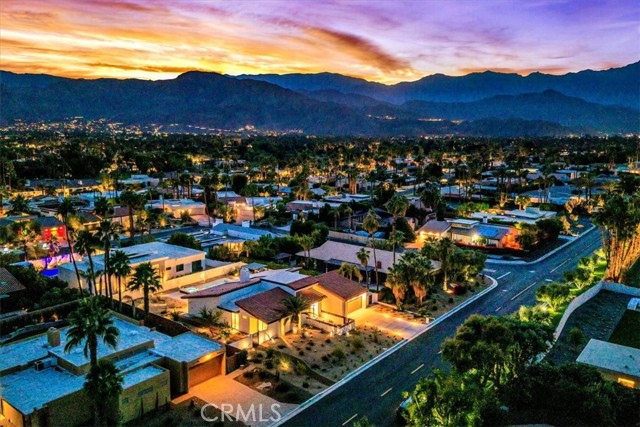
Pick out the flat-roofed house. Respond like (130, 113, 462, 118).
(0, 317, 224, 427)
(58, 241, 206, 291)
(577, 339, 640, 389)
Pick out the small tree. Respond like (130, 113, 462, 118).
(280, 295, 310, 331)
(535, 282, 570, 312)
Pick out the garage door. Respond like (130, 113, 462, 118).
(188, 355, 222, 388)
(347, 296, 363, 314)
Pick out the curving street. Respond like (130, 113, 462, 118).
(280, 229, 602, 427)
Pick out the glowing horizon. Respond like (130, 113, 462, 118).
(1, 0, 638, 84)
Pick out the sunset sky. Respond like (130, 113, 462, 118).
(1, 0, 638, 83)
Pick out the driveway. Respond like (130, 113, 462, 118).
(174, 369, 298, 427)
(350, 305, 427, 339)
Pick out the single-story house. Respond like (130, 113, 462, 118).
(0, 317, 224, 427)
(577, 339, 640, 389)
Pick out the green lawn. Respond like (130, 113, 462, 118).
(608, 310, 640, 349)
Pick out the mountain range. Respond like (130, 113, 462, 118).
(1, 61, 638, 136)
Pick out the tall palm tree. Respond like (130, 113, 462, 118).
(119, 190, 145, 240)
(387, 229, 406, 265)
(386, 194, 410, 258)
(280, 295, 310, 331)
(57, 197, 84, 290)
(422, 237, 458, 292)
(127, 262, 162, 321)
(110, 250, 131, 311)
(97, 219, 121, 304)
(356, 247, 370, 287)
(84, 359, 123, 427)
(75, 229, 99, 295)
(337, 262, 363, 282)
(363, 210, 381, 290)
(297, 233, 316, 268)
(93, 196, 112, 218)
(385, 265, 408, 308)
(0, 185, 10, 217)
(64, 297, 120, 368)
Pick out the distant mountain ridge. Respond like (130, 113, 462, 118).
(237, 61, 640, 108)
(1, 61, 639, 136)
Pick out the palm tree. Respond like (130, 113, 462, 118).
(10, 220, 41, 261)
(385, 265, 408, 308)
(119, 190, 145, 240)
(0, 185, 10, 217)
(363, 210, 381, 290)
(297, 233, 316, 268)
(356, 247, 370, 287)
(57, 198, 84, 290)
(127, 262, 163, 321)
(93, 196, 112, 218)
(96, 219, 121, 304)
(8, 195, 30, 215)
(343, 205, 354, 230)
(280, 295, 310, 332)
(337, 262, 363, 282)
(76, 229, 99, 295)
(64, 297, 120, 368)
(84, 359, 124, 427)
(422, 237, 458, 292)
(387, 229, 405, 265)
(110, 250, 131, 311)
(407, 255, 434, 306)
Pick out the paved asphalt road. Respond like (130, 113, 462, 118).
(281, 229, 602, 427)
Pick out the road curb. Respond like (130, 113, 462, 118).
(486, 225, 597, 266)
(271, 276, 499, 426)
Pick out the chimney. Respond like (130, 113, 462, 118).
(240, 267, 250, 282)
(47, 327, 61, 347)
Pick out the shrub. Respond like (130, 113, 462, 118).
(448, 297, 454, 304)
(237, 350, 248, 365)
(351, 336, 365, 351)
(298, 350, 304, 356)
(266, 348, 276, 359)
(257, 370, 268, 380)
(331, 347, 346, 361)
(294, 361, 307, 375)
(311, 363, 320, 369)
(265, 359, 274, 369)
(278, 344, 286, 349)
(243, 371, 253, 379)
(302, 381, 310, 388)
(321, 355, 329, 362)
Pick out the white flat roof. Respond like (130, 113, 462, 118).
(154, 332, 222, 362)
(577, 339, 640, 378)
(0, 364, 85, 414)
(49, 317, 171, 369)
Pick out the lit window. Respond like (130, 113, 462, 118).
(618, 378, 635, 388)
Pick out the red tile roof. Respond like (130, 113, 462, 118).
(297, 288, 326, 303)
(315, 270, 367, 301)
(0, 268, 26, 294)
(181, 278, 261, 299)
(235, 287, 292, 324)
(287, 275, 319, 291)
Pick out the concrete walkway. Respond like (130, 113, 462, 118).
(174, 369, 298, 427)
(350, 305, 427, 338)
